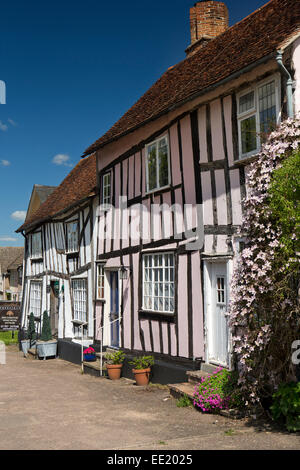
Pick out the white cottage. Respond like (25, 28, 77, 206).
(17, 154, 98, 349)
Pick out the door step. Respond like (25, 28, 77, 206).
(83, 359, 107, 377)
(168, 382, 195, 401)
(186, 369, 209, 384)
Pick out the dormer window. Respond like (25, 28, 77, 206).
(237, 75, 280, 159)
(146, 135, 170, 193)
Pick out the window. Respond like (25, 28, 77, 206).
(66, 221, 78, 253)
(96, 264, 105, 300)
(237, 76, 279, 159)
(142, 253, 175, 313)
(29, 281, 42, 317)
(55, 223, 65, 251)
(102, 172, 111, 205)
(216, 277, 226, 305)
(30, 232, 42, 259)
(146, 136, 170, 192)
(71, 279, 87, 322)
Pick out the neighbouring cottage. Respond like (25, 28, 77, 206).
(0, 247, 24, 301)
(25, 184, 56, 223)
(17, 155, 97, 345)
(80, 0, 300, 381)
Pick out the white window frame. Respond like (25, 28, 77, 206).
(237, 74, 281, 159)
(145, 135, 171, 194)
(30, 232, 42, 259)
(71, 278, 87, 323)
(29, 280, 42, 317)
(66, 220, 79, 254)
(96, 263, 105, 300)
(102, 172, 112, 205)
(142, 252, 175, 314)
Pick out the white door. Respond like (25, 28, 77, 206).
(208, 263, 229, 366)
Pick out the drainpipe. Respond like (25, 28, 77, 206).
(276, 50, 294, 119)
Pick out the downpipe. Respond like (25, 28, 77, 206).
(276, 50, 294, 119)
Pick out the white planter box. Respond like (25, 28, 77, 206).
(36, 340, 57, 359)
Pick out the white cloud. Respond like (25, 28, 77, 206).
(7, 118, 17, 127)
(0, 160, 10, 166)
(11, 211, 26, 221)
(52, 154, 73, 167)
(0, 237, 18, 242)
(0, 121, 8, 132)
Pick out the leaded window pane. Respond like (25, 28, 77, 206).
(241, 115, 257, 154)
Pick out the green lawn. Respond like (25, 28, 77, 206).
(0, 331, 19, 345)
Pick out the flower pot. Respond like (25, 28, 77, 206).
(84, 353, 96, 362)
(106, 363, 123, 380)
(36, 340, 57, 360)
(132, 368, 151, 386)
(21, 339, 36, 357)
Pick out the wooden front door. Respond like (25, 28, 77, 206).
(50, 281, 59, 336)
(207, 263, 229, 366)
(109, 272, 119, 348)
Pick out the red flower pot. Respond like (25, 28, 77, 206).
(132, 368, 151, 386)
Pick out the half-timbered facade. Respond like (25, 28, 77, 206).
(82, 0, 300, 376)
(17, 155, 98, 342)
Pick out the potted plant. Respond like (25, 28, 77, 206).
(36, 311, 57, 360)
(83, 347, 96, 362)
(21, 313, 36, 357)
(130, 355, 154, 386)
(105, 350, 125, 380)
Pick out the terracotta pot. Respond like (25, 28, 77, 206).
(132, 368, 151, 386)
(106, 363, 123, 380)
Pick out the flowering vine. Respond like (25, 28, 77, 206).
(228, 116, 300, 406)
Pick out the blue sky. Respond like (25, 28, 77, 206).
(0, 0, 267, 246)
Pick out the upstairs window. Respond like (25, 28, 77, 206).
(146, 136, 170, 193)
(237, 76, 280, 159)
(102, 172, 111, 205)
(30, 232, 42, 259)
(66, 221, 79, 253)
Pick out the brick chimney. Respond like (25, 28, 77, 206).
(186, 1, 229, 57)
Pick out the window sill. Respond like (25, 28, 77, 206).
(139, 309, 175, 322)
(71, 319, 88, 326)
(232, 153, 260, 167)
(145, 184, 170, 196)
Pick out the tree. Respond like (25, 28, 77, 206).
(228, 116, 300, 407)
(40, 311, 52, 342)
(27, 312, 36, 346)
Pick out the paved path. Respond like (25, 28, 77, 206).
(0, 345, 299, 450)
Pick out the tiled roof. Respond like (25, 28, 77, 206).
(83, 0, 300, 157)
(0, 247, 24, 273)
(17, 154, 97, 232)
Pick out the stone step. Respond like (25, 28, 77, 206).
(168, 382, 195, 401)
(83, 359, 107, 378)
(186, 369, 209, 384)
(200, 362, 221, 375)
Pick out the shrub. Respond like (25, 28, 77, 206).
(106, 350, 125, 364)
(27, 312, 36, 345)
(40, 311, 52, 342)
(270, 382, 300, 432)
(130, 355, 154, 370)
(193, 367, 241, 413)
